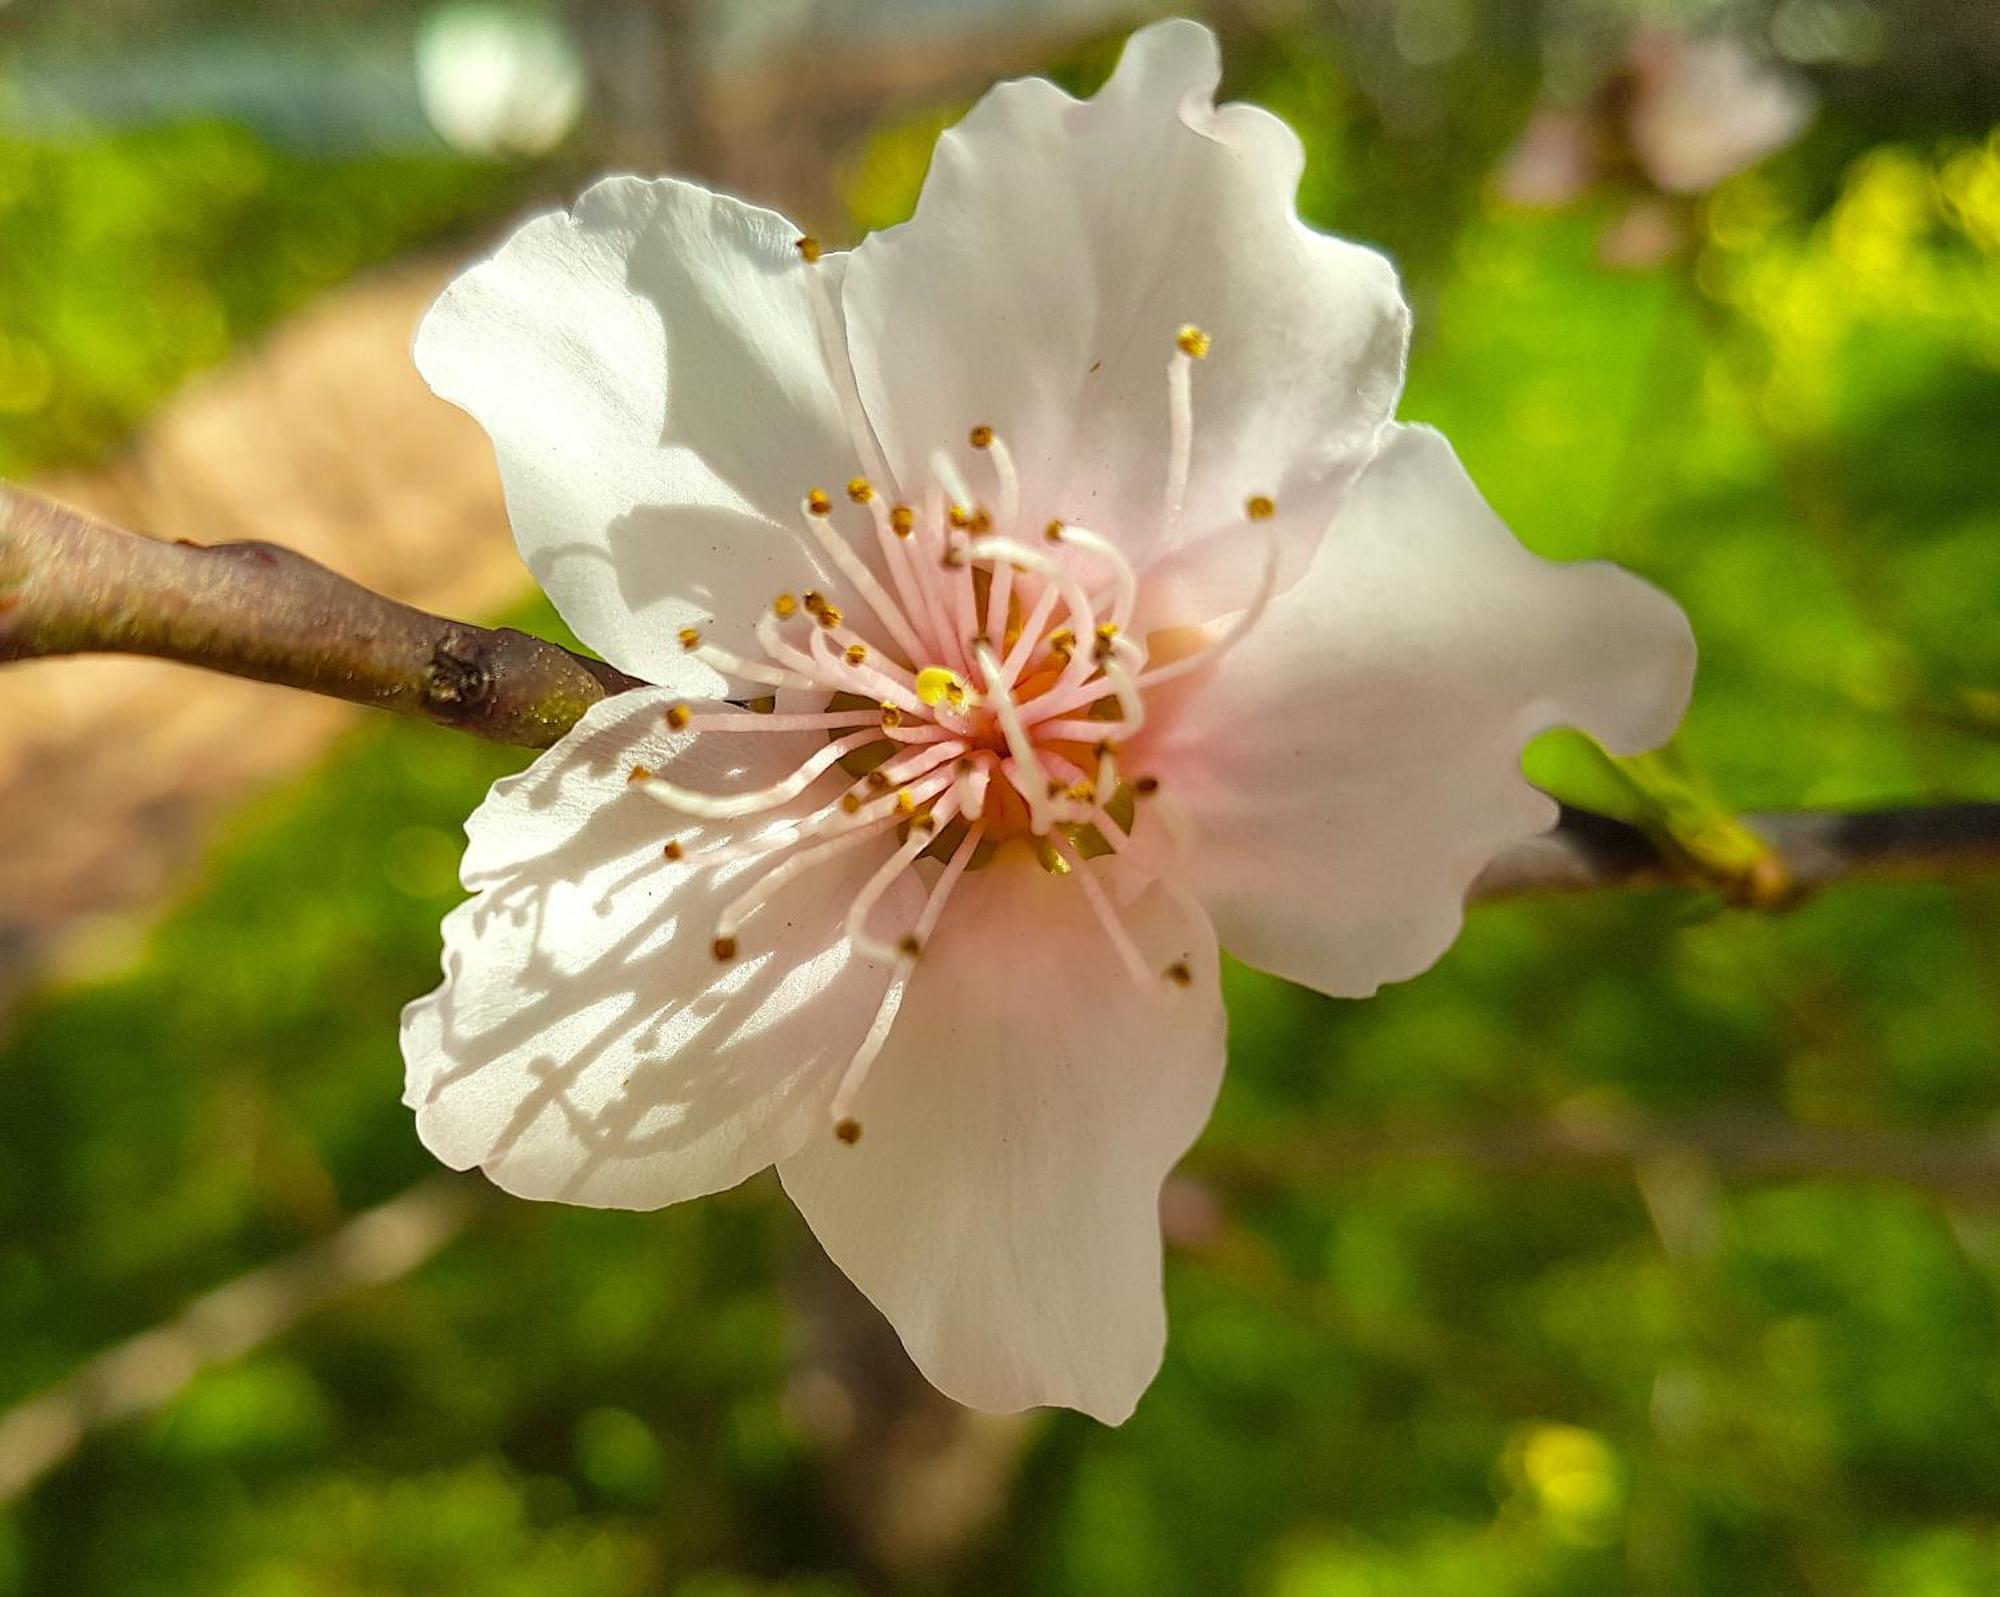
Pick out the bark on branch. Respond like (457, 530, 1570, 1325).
(0, 483, 641, 748)
(4, 481, 1997, 896)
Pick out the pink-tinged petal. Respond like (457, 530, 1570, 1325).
(842, 18, 1408, 620)
(416, 177, 866, 687)
(403, 687, 918, 1209)
(778, 848, 1224, 1425)
(1140, 425, 1696, 999)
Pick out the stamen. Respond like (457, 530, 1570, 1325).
(1000, 580, 1063, 682)
(859, 490, 946, 662)
(1051, 835, 1153, 988)
(713, 813, 902, 940)
(846, 795, 962, 963)
(795, 239, 894, 490)
(965, 535, 1103, 695)
(975, 640, 1054, 832)
(1045, 523, 1137, 631)
(684, 709, 883, 734)
(1165, 335, 1198, 532)
(636, 728, 880, 820)
(974, 423, 1021, 539)
(691, 638, 815, 693)
(953, 751, 993, 820)
(828, 818, 987, 1137)
(1132, 528, 1282, 693)
(798, 495, 928, 665)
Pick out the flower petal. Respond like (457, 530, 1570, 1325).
(841, 19, 1408, 619)
(403, 687, 918, 1208)
(416, 177, 867, 686)
(1140, 425, 1696, 999)
(778, 848, 1224, 1424)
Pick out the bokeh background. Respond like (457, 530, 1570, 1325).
(2, 0, 1998, 1592)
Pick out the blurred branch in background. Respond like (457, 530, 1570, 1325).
(4, 480, 1997, 899)
(0, 1175, 475, 1505)
(1203, 1113, 2000, 1208)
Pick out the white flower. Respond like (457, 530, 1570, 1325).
(402, 19, 1695, 1424)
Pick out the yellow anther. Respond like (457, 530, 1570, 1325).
(795, 235, 823, 264)
(662, 839, 684, 861)
(890, 505, 916, 537)
(1176, 324, 1212, 359)
(677, 626, 702, 650)
(665, 703, 692, 730)
(969, 424, 995, 449)
(773, 592, 799, 618)
(911, 812, 937, 834)
(844, 642, 868, 665)
(1044, 519, 1064, 542)
(818, 603, 844, 629)
(1067, 781, 1094, 801)
(947, 504, 973, 530)
(896, 789, 916, 815)
(969, 508, 992, 533)
(880, 703, 904, 729)
(916, 666, 969, 707)
(840, 793, 863, 815)
(834, 1117, 862, 1144)
(1245, 493, 1276, 521)
(1164, 960, 1193, 986)
(1049, 629, 1076, 657)
(712, 936, 738, 961)
(627, 764, 653, 784)
(1096, 621, 1119, 640)
(846, 476, 875, 503)
(806, 488, 833, 516)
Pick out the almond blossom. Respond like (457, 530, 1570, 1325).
(402, 19, 1696, 1424)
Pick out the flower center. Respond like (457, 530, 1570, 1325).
(625, 320, 1279, 1141)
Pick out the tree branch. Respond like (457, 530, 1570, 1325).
(1469, 800, 2000, 900)
(1200, 1114, 2000, 1206)
(0, 1176, 476, 1502)
(5, 481, 1996, 896)
(0, 483, 641, 749)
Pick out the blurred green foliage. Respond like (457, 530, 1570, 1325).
(0, 119, 507, 476)
(3, 9, 2000, 1597)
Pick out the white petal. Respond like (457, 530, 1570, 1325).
(403, 687, 918, 1208)
(841, 19, 1408, 618)
(416, 177, 866, 686)
(1142, 425, 1696, 999)
(778, 848, 1224, 1425)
